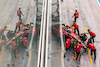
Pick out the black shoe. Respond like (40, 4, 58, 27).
(12, 64, 14, 65)
(76, 58, 77, 60)
(94, 59, 96, 63)
(7, 64, 10, 67)
(64, 55, 65, 58)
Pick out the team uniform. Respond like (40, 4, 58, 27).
(15, 20, 22, 33)
(64, 38, 71, 58)
(73, 22, 79, 35)
(0, 28, 5, 33)
(89, 31, 96, 43)
(76, 43, 82, 60)
(88, 43, 96, 61)
(0, 40, 5, 46)
(65, 38, 71, 49)
(22, 37, 28, 47)
(17, 10, 22, 20)
(74, 12, 79, 22)
(11, 41, 17, 57)
(0, 27, 6, 39)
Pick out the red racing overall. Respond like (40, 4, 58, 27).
(88, 43, 96, 61)
(11, 41, 17, 57)
(76, 43, 82, 60)
(22, 37, 28, 47)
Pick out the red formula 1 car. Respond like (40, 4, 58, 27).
(52, 24, 87, 49)
(6, 23, 37, 46)
(0, 23, 39, 47)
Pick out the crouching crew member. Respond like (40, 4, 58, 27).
(0, 40, 5, 46)
(88, 29, 96, 43)
(87, 41, 96, 62)
(64, 37, 71, 58)
(0, 26, 7, 39)
(76, 42, 82, 60)
(11, 40, 17, 58)
(22, 37, 28, 48)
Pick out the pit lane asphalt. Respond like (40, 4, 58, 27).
(62, 0, 100, 67)
(0, 0, 35, 67)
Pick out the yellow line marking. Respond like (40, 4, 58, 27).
(29, 52, 32, 62)
(7, 23, 11, 33)
(61, 53, 62, 63)
(6, 23, 11, 39)
(16, 50, 20, 57)
(29, 45, 32, 62)
(29, 45, 36, 62)
(0, 23, 11, 62)
(0, 47, 4, 62)
(31, 49, 35, 50)
(61, 46, 63, 63)
(84, 26, 87, 36)
(58, 47, 62, 51)
(72, 52, 79, 60)
(58, 45, 62, 51)
(31, 45, 35, 50)
(88, 50, 92, 65)
(73, 26, 75, 32)
(84, 26, 92, 66)
(5, 36, 7, 39)
(58, 50, 62, 51)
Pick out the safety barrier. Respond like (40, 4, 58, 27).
(22, 0, 41, 67)
(45, 0, 65, 67)
(22, 0, 65, 67)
